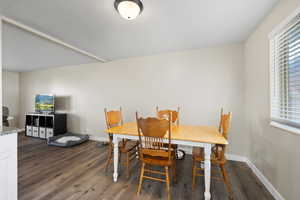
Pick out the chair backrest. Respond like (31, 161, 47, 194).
(216, 111, 232, 161)
(104, 107, 123, 142)
(156, 106, 179, 126)
(3, 106, 9, 117)
(218, 108, 224, 132)
(2, 106, 9, 126)
(136, 112, 172, 161)
(220, 111, 232, 139)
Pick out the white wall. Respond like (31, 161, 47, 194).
(244, 0, 300, 199)
(19, 43, 246, 155)
(2, 71, 20, 127)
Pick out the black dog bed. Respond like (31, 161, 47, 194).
(47, 133, 89, 147)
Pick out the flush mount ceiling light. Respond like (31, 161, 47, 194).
(114, 0, 143, 20)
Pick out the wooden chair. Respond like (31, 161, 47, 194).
(156, 106, 180, 126)
(218, 108, 224, 132)
(156, 106, 181, 159)
(104, 107, 138, 178)
(136, 112, 176, 200)
(192, 110, 233, 199)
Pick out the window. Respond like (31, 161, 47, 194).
(270, 13, 300, 129)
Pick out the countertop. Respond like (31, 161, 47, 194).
(0, 126, 20, 136)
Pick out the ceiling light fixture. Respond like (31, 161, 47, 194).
(114, 0, 143, 20)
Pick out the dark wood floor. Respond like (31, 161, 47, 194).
(18, 133, 274, 200)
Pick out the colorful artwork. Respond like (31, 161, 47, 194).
(35, 95, 54, 112)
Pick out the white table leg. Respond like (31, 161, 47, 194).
(113, 135, 119, 182)
(204, 143, 212, 200)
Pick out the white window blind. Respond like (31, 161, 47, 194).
(270, 13, 300, 128)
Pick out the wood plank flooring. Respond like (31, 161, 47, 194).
(18, 133, 274, 200)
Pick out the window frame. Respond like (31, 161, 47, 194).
(269, 6, 300, 134)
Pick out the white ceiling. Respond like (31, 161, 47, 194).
(2, 22, 98, 72)
(0, 0, 279, 72)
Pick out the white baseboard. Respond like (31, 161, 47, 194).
(226, 153, 248, 162)
(225, 154, 285, 200)
(18, 128, 25, 133)
(179, 146, 247, 163)
(245, 158, 285, 200)
(180, 147, 284, 200)
(85, 138, 284, 200)
(89, 135, 109, 142)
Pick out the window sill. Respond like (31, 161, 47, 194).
(270, 121, 300, 135)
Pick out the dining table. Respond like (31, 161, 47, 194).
(105, 121, 228, 200)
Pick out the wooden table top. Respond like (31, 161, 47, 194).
(106, 122, 228, 145)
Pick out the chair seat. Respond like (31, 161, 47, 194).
(141, 153, 175, 166)
(192, 146, 226, 164)
(120, 140, 139, 153)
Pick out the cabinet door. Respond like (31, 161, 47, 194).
(0, 152, 9, 200)
(0, 133, 17, 200)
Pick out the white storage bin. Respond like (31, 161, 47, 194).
(39, 128, 46, 139)
(46, 128, 54, 138)
(32, 127, 39, 137)
(26, 126, 33, 136)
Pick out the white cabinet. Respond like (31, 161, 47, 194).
(0, 153, 9, 200)
(0, 132, 17, 200)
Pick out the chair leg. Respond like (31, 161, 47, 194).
(192, 158, 197, 190)
(126, 152, 130, 179)
(220, 164, 233, 199)
(105, 145, 113, 172)
(137, 163, 145, 195)
(136, 146, 140, 159)
(172, 160, 177, 184)
(165, 166, 171, 200)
